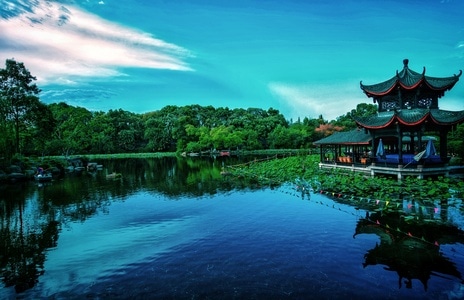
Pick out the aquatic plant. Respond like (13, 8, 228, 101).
(225, 154, 464, 217)
(225, 154, 320, 186)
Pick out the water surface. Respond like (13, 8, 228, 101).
(1, 157, 464, 299)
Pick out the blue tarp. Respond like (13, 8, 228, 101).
(425, 139, 437, 158)
(376, 139, 385, 159)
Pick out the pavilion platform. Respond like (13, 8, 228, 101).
(318, 157, 463, 180)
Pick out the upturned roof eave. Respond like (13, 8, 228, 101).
(361, 77, 459, 97)
(423, 78, 460, 92)
(354, 115, 396, 130)
(356, 109, 464, 129)
(429, 110, 464, 126)
(355, 112, 428, 129)
(360, 60, 462, 97)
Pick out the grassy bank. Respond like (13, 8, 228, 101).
(47, 152, 177, 161)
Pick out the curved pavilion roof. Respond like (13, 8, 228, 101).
(354, 108, 464, 130)
(313, 129, 371, 145)
(360, 59, 462, 97)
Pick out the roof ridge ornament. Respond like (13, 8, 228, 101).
(396, 59, 409, 78)
(403, 59, 409, 68)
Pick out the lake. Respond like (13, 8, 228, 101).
(1, 156, 464, 299)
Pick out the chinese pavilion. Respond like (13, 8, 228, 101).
(356, 59, 463, 165)
(315, 59, 464, 179)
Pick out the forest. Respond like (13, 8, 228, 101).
(1, 58, 464, 160)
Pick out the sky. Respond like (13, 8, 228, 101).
(1, 0, 463, 121)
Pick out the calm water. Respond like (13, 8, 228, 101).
(1, 157, 464, 299)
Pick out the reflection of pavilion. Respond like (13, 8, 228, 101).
(315, 59, 464, 179)
(354, 211, 464, 290)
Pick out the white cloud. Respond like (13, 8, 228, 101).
(269, 82, 367, 121)
(0, 0, 192, 85)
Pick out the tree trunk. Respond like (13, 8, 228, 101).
(14, 115, 20, 154)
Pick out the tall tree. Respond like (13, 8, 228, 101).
(0, 59, 41, 154)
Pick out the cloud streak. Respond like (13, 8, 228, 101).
(269, 82, 365, 121)
(0, 0, 192, 85)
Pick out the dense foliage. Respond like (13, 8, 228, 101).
(1, 59, 464, 160)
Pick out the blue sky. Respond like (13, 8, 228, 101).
(1, 0, 463, 121)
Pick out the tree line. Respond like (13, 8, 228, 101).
(1, 59, 463, 159)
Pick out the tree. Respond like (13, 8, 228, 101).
(315, 123, 344, 137)
(448, 123, 464, 159)
(144, 116, 172, 151)
(88, 111, 116, 154)
(25, 101, 56, 156)
(0, 59, 41, 154)
(106, 109, 145, 152)
(209, 125, 243, 149)
(350, 103, 378, 119)
(48, 102, 93, 156)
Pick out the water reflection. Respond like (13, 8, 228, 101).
(354, 210, 464, 291)
(100, 156, 244, 197)
(0, 156, 251, 294)
(0, 183, 60, 293)
(1, 157, 464, 298)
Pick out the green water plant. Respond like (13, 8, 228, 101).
(226, 154, 464, 212)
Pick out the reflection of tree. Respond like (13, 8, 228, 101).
(0, 200, 59, 292)
(101, 157, 250, 197)
(354, 211, 464, 290)
(0, 156, 264, 294)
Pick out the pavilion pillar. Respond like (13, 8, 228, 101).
(370, 132, 376, 165)
(397, 125, 403, 164)
(440, 128, 449, 161)
(417, 129, 423, 152)
(410, 131, 415, 153)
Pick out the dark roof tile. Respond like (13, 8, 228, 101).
(360, 60, 461, 97)
(354, 108, 464, 129)
(314, 129, 372, 145)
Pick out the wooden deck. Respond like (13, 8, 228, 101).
(318, 161, 464, 180)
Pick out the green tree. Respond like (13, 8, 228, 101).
(48, 102, 93, 156)
(449, 123, 464, 160)
(209, 125, 243, 149)
(25, 101, 56, 156)
(144, 115, 172, 151)
(87, 111, 116, 154)
(268, 124, 310, 149)
(240, 129, 260, 150)
(0, 59, 41, 155)
(333, 103, 378, 130)
(106, 109, 145, 152)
